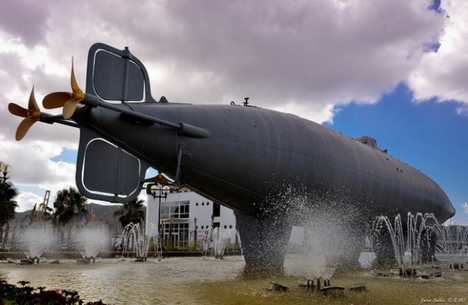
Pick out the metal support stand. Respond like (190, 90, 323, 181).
(175, 145, 183, 185)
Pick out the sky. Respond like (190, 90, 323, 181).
(0, 0, 466, 223)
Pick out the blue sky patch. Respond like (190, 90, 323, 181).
(327, 83, 468, 224)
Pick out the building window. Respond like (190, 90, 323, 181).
(229, 225, 232, 229)
(201, 202, 204, 206)
(213, 202, 220, 217)
(196, 202, 198, 206)
(161, 200, 190, 219)
(207, 202, 210, 206)
(160, 222, 190, 249)
(224, 225, 227, 229)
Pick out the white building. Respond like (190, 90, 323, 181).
(146, 186, 238, 249)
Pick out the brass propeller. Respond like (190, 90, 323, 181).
(43, 58, 85, 119)
(8, 87, 41, 141)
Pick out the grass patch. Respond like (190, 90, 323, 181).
(189, 271, 468, 305)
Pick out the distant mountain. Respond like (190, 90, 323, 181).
(87, 203, 145, 234)
(12, 202, 140, 235)
(87, 203, 123, 221)
(11, 209, 31, 226)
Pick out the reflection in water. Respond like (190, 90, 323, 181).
(0, 254, 359, 304)
(0, 257, 244, 305)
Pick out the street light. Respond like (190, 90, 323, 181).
(149, 183, 169, 237)
(146, 173, 172, 253)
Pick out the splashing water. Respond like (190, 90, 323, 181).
(434, 224, 468, 263)
(212, 227, 225, 258)
(21, 223, 55, 258)
(75, 224, 110, 258)
(120, 223, 149, 259)
(438, 225, 468, 253)
(276, 189, 364, 279)
(298, 207, 363, 278)
(370, 212, 446, 267)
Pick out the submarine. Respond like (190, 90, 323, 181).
(8, 43, 455, 273)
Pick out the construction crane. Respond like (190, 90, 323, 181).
(31, 190, 51, 222)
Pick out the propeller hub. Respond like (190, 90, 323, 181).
(7, 87, 41, 141)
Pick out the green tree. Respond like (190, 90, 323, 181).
(53, 187, 88, 226)
(0, 162, 18, 248)
(114, 199, 145, 228)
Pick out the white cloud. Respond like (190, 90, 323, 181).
(0, 0, 446, 125)
(409, 0, 468, 106)
(21, 0, 443, 123)
(15, 191, 43, 212)
(456, 106, 468, 116)
(0, 0, 457, 210)
(0, 135, 76, 210)
(273, 102, 337, 124)
(463, 202, 468, 214)
(0, 136, 74, 186)
(0, 0, 49, 46)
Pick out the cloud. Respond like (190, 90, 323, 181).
(5, 0, 441, 123)
(15, 191, 43, 212)
(99, 0, 444, 123)
(463, 202, 468, 214)
(456, 106, 468, 116)
(0, 0, 456, 210)
(409, 1, 468, 106)
(0, 135, 76, 195)
(273, 102, 337, 124)
(0, 0, 49, 46)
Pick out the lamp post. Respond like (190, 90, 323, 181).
(147, 173, 172, 255)
(150, 184, 169, 239)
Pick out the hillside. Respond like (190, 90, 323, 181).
(11, 202, 141, 235)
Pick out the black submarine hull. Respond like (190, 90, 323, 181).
(76, 102, 455, 273)
(130, 103, 454, 222)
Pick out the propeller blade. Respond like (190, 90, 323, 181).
(43, 92, 72, 109)
(16, 118, 36, 141)
(43, 58, 85, 119)
(70, 58, 84, 99)
(63, 98, 79, 119)
(28, 87, 39, 113)
(8, 103, 28, 117)
(9, 86, 42, 141)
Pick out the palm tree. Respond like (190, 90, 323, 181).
(53, 187, 88, 247)
(114, 199, 145, 228)
(53, 187, 88, 226)
(0, 162, 18, 248)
